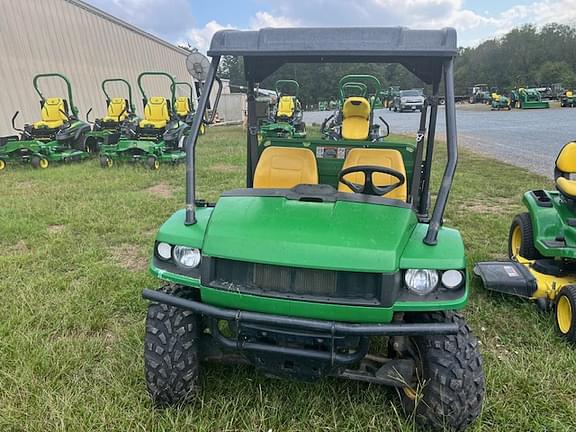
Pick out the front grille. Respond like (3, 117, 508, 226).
(205, 258, 385, 306)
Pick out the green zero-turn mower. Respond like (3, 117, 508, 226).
(85, 78, 139, 151)
(259, 80, 306, 140)
(321, 74, 390, 141)
(171, 81, 206, 135)
(141, 28, 485, 431)
(560, 90, 576, 108)
(0, 73, 91, 170)
(490, 91, 511, 110)
(475, 141, 576, 345)
(98, 72, 192, 170)
(510, 87, 550, 109)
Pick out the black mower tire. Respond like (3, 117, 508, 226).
(555, 285, 576, 344)
(144, 284, 201, 407)
(399, 311, 485, 431)
(147, 156, 160, 170)
(508, 212, 543, 260)
(99, 156, 112, 168)
(31, 156, 48, 169)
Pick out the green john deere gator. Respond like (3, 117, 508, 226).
(0, 73, 91, 170)
(142, 27, 485, 431)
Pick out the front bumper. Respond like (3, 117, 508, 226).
(143, 288, 459, 337)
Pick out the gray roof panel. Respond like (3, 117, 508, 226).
(208, 27, 457, 58)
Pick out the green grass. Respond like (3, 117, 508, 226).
(1, 126, 576, 431)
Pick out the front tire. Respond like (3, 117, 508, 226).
(31, 156, 49, 169)
(99, 156, 113, 168)
(399, 312, 484, 431)
(555, 285, 576, 343)
(508, 212, 542, 260)
(144, 285, 201, 406)
(147, 156, 159, 170)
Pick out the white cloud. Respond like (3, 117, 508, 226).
(250, 11, 300, 28)
(183, 20, 234, 53)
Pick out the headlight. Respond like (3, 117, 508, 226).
(404, 269, 438, 296)
(441, 270, 464, 289)
(173, 246, 201, 268)
(155, 242, 172, 260)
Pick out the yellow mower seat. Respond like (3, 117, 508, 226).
(277, 96, 295, 118)
(103, 98, 128, 123)
(556, 142, 576, 199)
(175, 97, 191, 117)
(33, 98, 67, 129)
(567, 91, 574, 97)
(342, 97, 370, 140)
(139, 97, 169, 129)
(254, 147, 318, 189)
(338, 148, 407, 201)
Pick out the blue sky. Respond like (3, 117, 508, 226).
(86, 0, 576, 50)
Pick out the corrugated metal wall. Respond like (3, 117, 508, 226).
(0, 0, 194, 134)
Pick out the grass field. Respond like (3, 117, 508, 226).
(1, 126, 576, 431)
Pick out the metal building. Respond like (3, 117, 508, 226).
(0, 0, 194, 134)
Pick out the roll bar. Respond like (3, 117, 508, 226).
(275, 79, 299, 97)
(33, 73, 79, 117)
(137, 71, 177, 110)
(102, 78, 135, 113)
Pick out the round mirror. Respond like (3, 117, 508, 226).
(186, 49, 211, 81)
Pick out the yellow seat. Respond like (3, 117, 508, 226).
(253, 147, 318, 189)
(103, 98, 128, 123)
(175, 96, 191, 118)
(139, 96, 169, 129)
(555, 142, 576, 199)
(567, 91, 573, 97)
(338, 148, 407, 201)
(342, 97, 370, 140)
(277, 96, 295, 119)
(33, 98, 67, 129)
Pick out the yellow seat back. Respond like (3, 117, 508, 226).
(338, 148, 407, 201)
(491, 93, 500, 101)
(139, 96, 169, 129)
(33, 98, 67, 129)
(555, 142, 576, 199)
(567, 91, 573, 97)
(342, 97, 370, 140)
(277, 96, 295, 118)
(556, 142, 576, 174)
(254, 147, 318, 189)
(175, 97, 191, 117)
(103, 98, 128, 122)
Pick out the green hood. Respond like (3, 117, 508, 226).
(202, 195, 417, 273)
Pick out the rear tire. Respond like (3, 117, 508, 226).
(399, 311, 484, 431)
(508, 213, 542, 260)
(144, 285, 201, 406)
(555, 285, 576, 343)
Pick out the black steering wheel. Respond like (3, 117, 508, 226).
(338, 165, 405, 196)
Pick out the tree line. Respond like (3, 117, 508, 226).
(218, 23, 576, 104)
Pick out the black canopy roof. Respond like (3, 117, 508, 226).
(208, 27, 458, 84)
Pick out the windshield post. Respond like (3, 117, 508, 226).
(424, 58, 457, 245)
(185, 55, 220, 225)
(418, 81, 439, 217)
(246, 80, 258, 187)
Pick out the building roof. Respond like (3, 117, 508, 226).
(66, 0, 189, 56)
